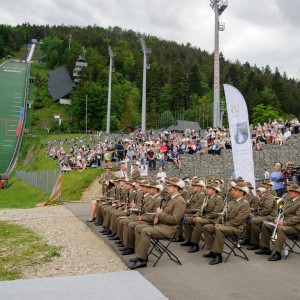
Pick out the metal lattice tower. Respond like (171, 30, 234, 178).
(139, 36, 151, 132)
(210, 0, 228, 128)
(106, 46, 116, 134)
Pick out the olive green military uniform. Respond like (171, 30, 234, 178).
(190, 194, 224, 245)
(182, 191, 206, 240)
(260, 197, 300, 253)
(203, 197, 250, 253)
(247, 191, 277, 245)
(134, 193, 186, 260)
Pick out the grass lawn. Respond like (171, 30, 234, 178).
(0, 221, 61, 281)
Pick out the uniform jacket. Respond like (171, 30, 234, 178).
(199, 194, 224, 221)
(219, 198, 250, 230)
(186, 191, 206, 214)
(131, 169, 141, 180)
(141, 193, 162, 223)
(245, 193, 259, 210)
(256, 191, 278, 220)
(154, 193, 186, 237)
(283, 197, 300, 230)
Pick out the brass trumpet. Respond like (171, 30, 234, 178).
(271, 210, 284, 241)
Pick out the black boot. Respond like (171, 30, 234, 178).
(268, 251, 281, 261)
(188, 243, 199, 253)
(209, 253, 222, 265)
(203, 251, 215, 258)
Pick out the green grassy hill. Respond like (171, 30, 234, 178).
(0, 134, 102, 209)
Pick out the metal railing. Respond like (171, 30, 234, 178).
(15, 170, 59, 193)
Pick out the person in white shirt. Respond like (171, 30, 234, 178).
(156, 167, 166, 179)
(283, 127, 291, 140)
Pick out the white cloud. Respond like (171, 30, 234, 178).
(0, 0, 299, 79)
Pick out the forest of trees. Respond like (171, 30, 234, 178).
(1, 23, 300, 132)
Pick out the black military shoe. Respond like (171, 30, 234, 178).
(128, 259, 147, 270)
(209, 253, 222, 265)
(180, 239, 192, 247)
(106, 233, 116, 238)
(115, 240, 123, 245)
(102, 230, 112, 235)
(268, 252, 281, 261)
(255, 248, 272, 255)
(121, 248, 135, 255)
(188, 244, 199, 253)
(99, 228, 108, 234)
(94, 221, 102, 226)
(247, 244, 260, 250)
(203, 251, 215, 258)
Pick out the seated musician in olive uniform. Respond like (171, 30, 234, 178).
(180, 178, 207, 247)
(128, 177, 186, 270)
(256, 183, 300, 261)
(244, 184, 278, 250)
(120, 180, 163, 255)
(203, 182, 250, 265)
(184, 182, 224, 253)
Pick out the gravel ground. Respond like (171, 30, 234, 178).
(0, 205, 127, 279)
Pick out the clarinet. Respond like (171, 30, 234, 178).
(139, 193, 145, 216)
(154, 197, 164, 225)
(200, 196, 209, 215)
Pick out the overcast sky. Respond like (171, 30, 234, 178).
(1, 0, 299, 79)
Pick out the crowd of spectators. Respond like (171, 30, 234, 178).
(45, 117, 300, 173)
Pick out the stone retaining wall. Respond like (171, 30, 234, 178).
(147, 137, 300, 184)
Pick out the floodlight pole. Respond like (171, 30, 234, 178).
(106, 46, 115, 134)
(210, 0, 228, 128)
(68, 34, 72, 53)
(85, 94, 88, 138)
(140, 37, 151, 132)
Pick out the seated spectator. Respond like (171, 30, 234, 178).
(274, 130, 284, 146)
(283, 127, 291, 141)
(170, 147, 181, 169)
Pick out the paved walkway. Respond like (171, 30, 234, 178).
(0, 272, 167, 300)
(64, 202, 300, 300)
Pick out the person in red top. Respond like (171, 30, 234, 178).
(147, 147, 156, 170)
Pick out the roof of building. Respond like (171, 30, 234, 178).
(48, 66, 74, 100)
(166, 120, 201, 132)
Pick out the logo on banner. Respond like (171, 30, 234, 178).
(232, 122, 248, 144)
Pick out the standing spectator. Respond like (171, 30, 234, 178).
(270, 162, 285, 197)
(157, 149, 166, 169)
(147, 146, 156, 170)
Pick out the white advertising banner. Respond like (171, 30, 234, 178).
(224, 84, 256, 189)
